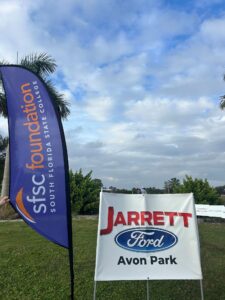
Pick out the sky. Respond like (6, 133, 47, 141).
(1, 0, 225, 189)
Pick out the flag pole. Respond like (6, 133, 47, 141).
(58, 91, 74, 300)
(69, 242, 74, 300)
(67, 184, 74, 300)
(64, 146, 74, 300)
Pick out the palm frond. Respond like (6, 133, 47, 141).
(0, 53, 70, 120)
(0, 135, 8, 152)
(0, 60, 10, 66)
(20, 53, 57, 77)
(0, 93, 7, 117)
(220, 95, 225, 110)
(45, 79, 70, 119)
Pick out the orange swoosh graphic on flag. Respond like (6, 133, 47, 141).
(16, 188, 35, 223)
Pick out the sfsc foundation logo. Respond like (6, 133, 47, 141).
(15, 174, 47, 224)
(16, 188, 36, 224)
(115, 227, 178, 252)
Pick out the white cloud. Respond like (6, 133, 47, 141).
(125, 96, 214, 126)
(200, 18, 225, 44)
(84, 96, 114, 122)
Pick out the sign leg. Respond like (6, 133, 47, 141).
(147, 277, 150, 300)
(200, 280, 204, 300)
(93, 280, 97, 300)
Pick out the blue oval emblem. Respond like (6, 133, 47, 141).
(115, 227, 178, 252)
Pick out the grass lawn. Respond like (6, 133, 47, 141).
(0, 219, 224, 300)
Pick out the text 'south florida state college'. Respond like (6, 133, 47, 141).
(16, 81, 56, 223)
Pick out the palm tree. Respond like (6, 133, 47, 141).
(0, 135, 8, 156)
(164, 177, 180, 193)
(0, 53, 70, 118)
(0, 135, 8, 187)
(220, 75, 225, 109)
(0, 53, 70, 197)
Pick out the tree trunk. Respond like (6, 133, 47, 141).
(1, 144, 9, 196)
(0, 144, 17, 219)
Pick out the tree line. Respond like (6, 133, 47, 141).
(69, 171, 223, 215)
(109, 176, 223, 205)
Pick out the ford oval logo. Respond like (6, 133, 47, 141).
(115, 227, 178, 252)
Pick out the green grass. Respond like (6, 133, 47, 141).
(0, 219, 224, 300)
